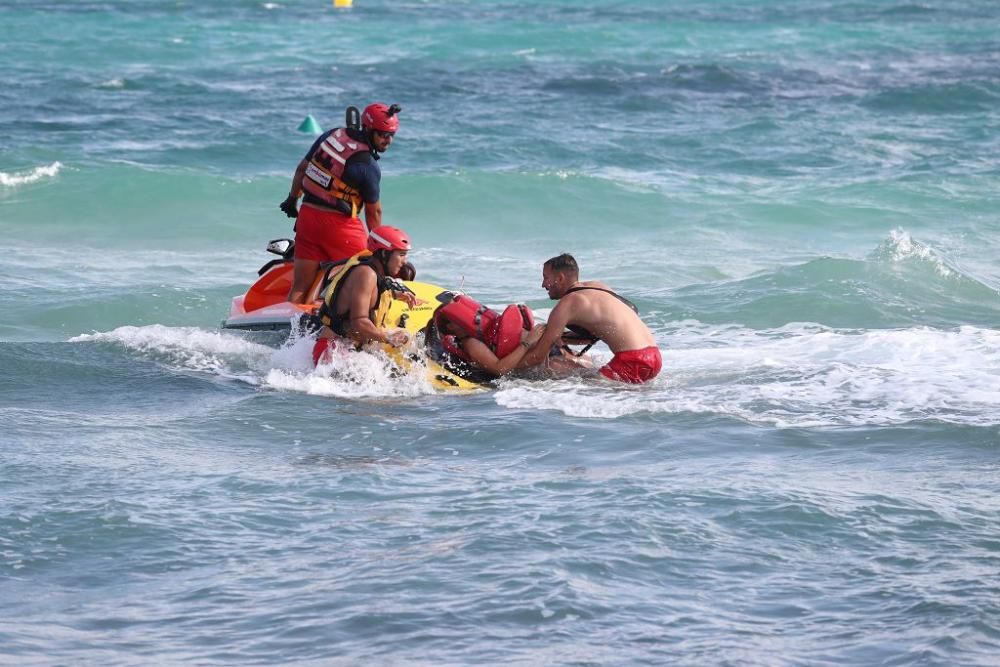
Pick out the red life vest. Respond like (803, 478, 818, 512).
(302, 128, 370, 215)
(433, 295, 534, 361)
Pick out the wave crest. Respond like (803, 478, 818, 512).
(0, 162, 63, 188)
(872, 228, 956, 278)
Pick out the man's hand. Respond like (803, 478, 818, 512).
(385, 329, 410, 348)
(395, 291, 424, 309)
(279, 195, 299, 218)
(523, 324, 546, 347)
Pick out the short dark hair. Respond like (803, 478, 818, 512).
(544, 253, 579, 278)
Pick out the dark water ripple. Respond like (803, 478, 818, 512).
(3, 1, 1000, 664)
(4, 1, 999, 179)
(3, 416, 999, 663)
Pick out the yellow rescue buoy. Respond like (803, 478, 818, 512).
(333, 0, 353, 7)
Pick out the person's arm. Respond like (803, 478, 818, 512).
(363, 199, 382, 230)
(380, 277, 423, 308)
(344, 269, 408, 346)
(281, 131, 328, 216)
(461, 337, 532, 377)
(288, 159, 307, 199)
(347, 154, 382, 227)
(391, 288, 421, 309)
(518, 303, 573, 368)
(279, 158, 308, 217)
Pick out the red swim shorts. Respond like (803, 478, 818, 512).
(599, 346, 662, 384)
(294, 204, 368, 263)
(312, 337, 338, 366)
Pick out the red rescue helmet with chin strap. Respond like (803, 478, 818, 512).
(367, 226, 411, 253)
(362, 103, 401, 133)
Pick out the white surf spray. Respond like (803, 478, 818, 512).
(71, 324, 439, 398)
(0, 162, 63, 188)
(495, 323, 1000, 427)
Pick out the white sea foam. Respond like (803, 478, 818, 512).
(71, 325, 275, 382)
(67, 320, 1000, 426)
(880, 228, 956, 278)
(71, 324, 439, 398)
(96, 78, 125, 89)
(495, 323, 1000, 427)
(0, 162, 62, 188)
(264, 346, 432, 399)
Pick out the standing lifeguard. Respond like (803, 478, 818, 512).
(279, 102, 401, 303)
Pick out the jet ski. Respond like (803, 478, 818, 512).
(222, 239, 318, 332)
(222, 239, 483, 391)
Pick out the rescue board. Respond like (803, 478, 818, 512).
(377, 280, 484, 392)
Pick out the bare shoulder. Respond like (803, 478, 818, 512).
(341, 264, 377, 305)
(347, 263, 377, 287)
(545, 297, 576, 328)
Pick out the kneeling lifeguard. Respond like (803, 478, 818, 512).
(518, 253, 662, 384)
(312, 226, 418, 366)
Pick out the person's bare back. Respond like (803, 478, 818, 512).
(558, 281, 656, 354)
(520, 254, 662, 384)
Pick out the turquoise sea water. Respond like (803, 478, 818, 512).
(2, 1, 999, 664)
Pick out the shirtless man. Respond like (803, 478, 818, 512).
(518, 253, 662, 384)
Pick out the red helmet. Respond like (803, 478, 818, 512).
(368, 226, 411, 253)
(362, 103, 401, 133)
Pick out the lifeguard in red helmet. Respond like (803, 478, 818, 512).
(280, 102, 402, 304)
(311, 226, 418, 366)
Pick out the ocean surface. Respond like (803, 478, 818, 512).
(2, 0, 999, 664)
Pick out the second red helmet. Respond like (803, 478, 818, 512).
(368, 226, 411, 253)
(362, 103, 401, 133)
